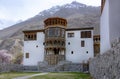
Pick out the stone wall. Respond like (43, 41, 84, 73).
(0, 61, 88, 72)
(23, 66, 38, 72)
(89, 41, 120, 79)
(38, 61, 87, 72)
(0, 63, 23, 72)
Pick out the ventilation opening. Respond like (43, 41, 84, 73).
(71, 51, 74, 54)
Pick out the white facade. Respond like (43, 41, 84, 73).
(23, 28, 94, 66)
(100, 0, 110, 54)
(100, 0, 120, 53)
(66, 30, 94, 63)
(23, 32, 44, 66)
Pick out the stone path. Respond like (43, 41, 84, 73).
(13, 73, 48, 79)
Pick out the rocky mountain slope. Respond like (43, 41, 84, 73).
(0, 1, 100, 52)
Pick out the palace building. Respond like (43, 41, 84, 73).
(23, 17, 94, 66)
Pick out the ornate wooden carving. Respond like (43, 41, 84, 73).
(94, 35, 100, 56)
(44, 17, 67, 65)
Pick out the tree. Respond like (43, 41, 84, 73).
(12, 52, 23, 64)
(0, 50, 12, 63)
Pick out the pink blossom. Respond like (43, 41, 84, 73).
(0, 49, 12, 63)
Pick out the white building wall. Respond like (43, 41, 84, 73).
(23, 32, 44, 66)
(100, 0, 120, 54)
(66, 30, 94, 63)
(100, 0, 111, 54)
(109, 0, 120, 43)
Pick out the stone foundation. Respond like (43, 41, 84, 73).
(0, 62, 88, 72)
(38, 61, 86, 72)
(0, 64, 23, 72)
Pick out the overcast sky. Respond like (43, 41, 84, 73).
(0, 0, 101, 30)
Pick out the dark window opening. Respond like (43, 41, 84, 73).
(62, 41, 65, 46)
(71, 51, 74, 54)
(26, 53, 29, 58)
(86, 51, 88, 54)
(43, 42, 45, 45)
(24, 33, 37, 41)
(81, 40, 85, 47)
(54, 48, 59, 55)
(68, 42, 70, 45)
(36, 45, 38, 48)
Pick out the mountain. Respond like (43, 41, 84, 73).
(0, 1, 100, 52)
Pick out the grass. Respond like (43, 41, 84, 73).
(30, 72, 93, 79)
(0, 72, 39, 79)
(0, 72, 93, 79)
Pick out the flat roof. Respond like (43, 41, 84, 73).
(23, 27, 94, 33)
(66, 27, 94, 31)
(23, 29, 44, 33)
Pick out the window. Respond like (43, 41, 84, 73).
(81, 31, 91, 38)
(81, 40, 85, 47)
(71, 51, 74, 54)
(26, 53, 29, 58)
(68, 33, 74, 38)
(47, 27, 61, 37)
(61, 29, 65, 37)
(86, 51, 88, 54)
(43, 42, 45, 45)
(68, 42, 70, 45)
(48, 28, 55, 37)
(62, 41, 65, 46)
(36, 45, 38, 48)
(45, 29, 48, 37)
(55, 27, 60, 37)
(24, 33, 37, 41)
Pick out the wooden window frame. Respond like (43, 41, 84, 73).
(26, 53, 29, 58)
(24, 32, 37, 41)
(81, 40, 85, 47)
(81, 31, 91, 38)
(67, 33, 74, 38)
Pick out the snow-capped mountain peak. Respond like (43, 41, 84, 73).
(37, 1, 87, 17)
(38, 6, 60, 16)
(64, 1, 86, 9)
